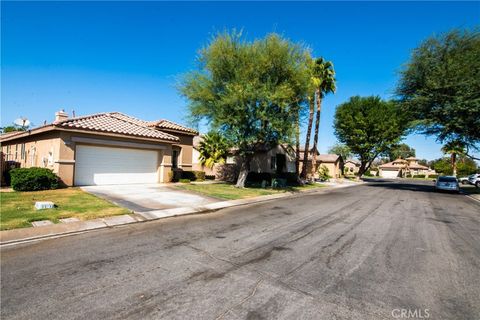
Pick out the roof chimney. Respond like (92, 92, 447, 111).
(54, 109, 69, 123)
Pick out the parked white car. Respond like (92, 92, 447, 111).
(458, 176, 471, 184)
(434, 176, 460, 193)
(468, 173, 480, 188)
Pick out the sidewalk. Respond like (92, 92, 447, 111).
(0, 182, 360, 246)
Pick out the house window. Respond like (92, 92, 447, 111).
(21, 143, 26, 160)
(6, 145, 10, 160)
(172, 150, 178, 169)
(270, 156, 276, 170)
(226, 156, 235, 164)
(15, 144, 18, 160)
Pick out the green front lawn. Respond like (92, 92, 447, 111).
(175, 182, 325, 200)
(0, 188, 129, 231)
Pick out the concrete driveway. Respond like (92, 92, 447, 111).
(81, 184, 218, 212)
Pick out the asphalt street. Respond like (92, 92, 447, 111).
(1, 180, 479, 320)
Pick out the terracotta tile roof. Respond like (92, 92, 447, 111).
(56, 112, 179, 141)
(148, 119, 198, 135)
(317, 154, 340, 162)
(379, 159, 429, 170)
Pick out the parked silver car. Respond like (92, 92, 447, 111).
(434, 176, 460, 193)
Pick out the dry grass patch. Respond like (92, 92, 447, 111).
(0, 188, 129, 230)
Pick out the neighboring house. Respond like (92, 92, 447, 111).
(192, 137, 296, 179)
(297, 147, 343, 179)
(379, 157, 432, 178)
(0, 110, 197, 186)
(344, 159, 361, 175)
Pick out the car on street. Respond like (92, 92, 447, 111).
(467, 173, 480, 187)
(458, 176, 471, 184)
(434, 176, 460, 192)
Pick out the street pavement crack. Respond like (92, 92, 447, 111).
(214, 278, 264, 320)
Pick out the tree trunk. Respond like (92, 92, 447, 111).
(295, 113, 300, 176)
(452, 152, 457, 176)
(300, 97, 315, 179)
(357, 161, 368, 178)
(311, 91, 322, 178)
(235, 156, 251, 188)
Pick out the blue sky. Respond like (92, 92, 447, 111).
(2, 1, 479, 160)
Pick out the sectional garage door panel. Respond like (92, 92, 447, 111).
(75, 145, 158, 185)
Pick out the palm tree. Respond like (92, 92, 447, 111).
(300, 96, 315, 179)
(441, 140, 465, 176)
(310, 58, 336, 177)
(198, 133, 230, 169)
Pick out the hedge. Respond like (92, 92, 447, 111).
(413, 174, 426, 178)
(10, 167, 59, 191)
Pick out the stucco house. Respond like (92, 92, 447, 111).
(344, 159, 361, 175)
(1, 110, 197, 186)
(193, 140, 343, 180)
(379, 157, 432, 178)
(192, 137, 296, 179)
(297, 147, 343, 179)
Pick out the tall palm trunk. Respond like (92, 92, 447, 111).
(311, 90, 322, 178)
(301, 97, 315, 179)
(295, 110, 301, 176)
(451, 152, 457, 176)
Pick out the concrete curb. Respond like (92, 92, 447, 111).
(0, 183, 360, 246)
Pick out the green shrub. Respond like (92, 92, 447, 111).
(277, 172, 300, 186)
(271, 178, 287, 188)
(318, 165, 331, 181)
(428, 174, 438, 179)
(205, 174, 216, 180)
(413, 174, 426, 178)
(179, 178, 191, 183)
(192, 171, 206, 181)
(247, 172, 273, 184)
(10, 167, 59, 191)
(181, 171, 196, 181)
(2, 161, 21, 186)
(363, 170, 374, 177)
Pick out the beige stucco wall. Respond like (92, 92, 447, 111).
(299, 160, 341, 178)
(1, 131, 62, 179)
(176, 134, 194, 171)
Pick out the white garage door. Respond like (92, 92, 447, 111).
(75, 145, 158, 186)
(381, 170, 399, 179)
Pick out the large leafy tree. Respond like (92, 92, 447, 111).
(457, 156, 478, 177)
(396, 29, 480, 159)
(2, 125, 28, 133)
(334, 96, 407, 177)
(328, 143, 352, 160)
(386, 143, 415, 161)
(180, 32, 310, 187)
(309, 57, 336, 177)
(198, 133, 231, 169)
